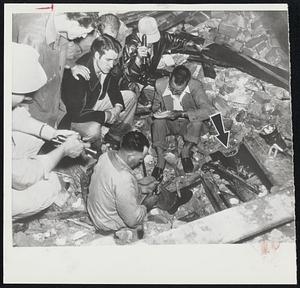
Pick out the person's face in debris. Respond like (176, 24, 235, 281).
(169, 77, 188, 96)
(94, 49, 119, 74)
(127, 146, 148, 170)
(55, 13, 94, 40)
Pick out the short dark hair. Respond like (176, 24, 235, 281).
(120, 131, 150, 152)
(90, 34, 122, 58)
(170, 65, 191, 86)
(98, 13, 121, 34)
(66, 12, 98, 29)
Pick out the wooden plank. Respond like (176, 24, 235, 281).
(140, 187, 294, 244)
(200, 173, 227, 212)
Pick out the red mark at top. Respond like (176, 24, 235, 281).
(36, 4, 54, 11)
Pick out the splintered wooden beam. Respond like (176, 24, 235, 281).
(140, 187, 295, 244)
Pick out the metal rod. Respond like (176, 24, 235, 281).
(50, 135, 97, 157)
(142, 160, 147, 177)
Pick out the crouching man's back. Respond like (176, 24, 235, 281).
(87, 131, 151, 232)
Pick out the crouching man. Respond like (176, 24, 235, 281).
(151, 65, 214, 181)
(60, 35, 137, 150)
(12, 43, 89, 220)
(87, 131, 158, 233)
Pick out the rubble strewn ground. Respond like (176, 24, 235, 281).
(12, 116, 294, 246)
(12, 11, 295, 246)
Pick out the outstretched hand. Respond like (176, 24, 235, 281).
(138, 176, 159, 194)
(61, 134, 90, 158)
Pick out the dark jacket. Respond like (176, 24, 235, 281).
(122, 30, 289, 91)
(60, 52, 125, 128)
(121, 31, 204, 87)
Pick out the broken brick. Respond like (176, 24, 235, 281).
(243, 30, 253, 42)
(276, 48, 288, 60)
(278, 59, 289, 70)
(187, 11, 211, 25)
(236, 31, 246, 42)
(245, 34, 268, 49)
(256, 40, 268, 54)
(223, 84, 235, 94)
(202, 82, 214, 91)
(248, 102, 263, 118)
(211, 11, 228, 19)
(227, 13, 246, 29)
(218, 22, 239, 38)
(269, 36, 281, 48)
(265, 47, 279, 63)
(214, 33, 227, 44)
(252, 26, 267, 37)
(251, 19, 263, 31)
(252, 91, 271, 104)
(213, 95, 232, 116)
(230, 40, 244, 52)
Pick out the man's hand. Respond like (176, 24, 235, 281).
(195, 44, 208, 52)
(166, 110, 185, 120)
(71, 65, 90, 80)
(53, 129, 78, 139)
(61, 134, 90, 158)
(67, 41, 82, 60)
(138, 176, 159, 195)
(142, 194, 159, 212)
(137, 45, 148, 59)
(105, 105, 122, 124)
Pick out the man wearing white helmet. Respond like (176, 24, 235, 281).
(11, 43, 89, 220)
(121, 16, 199, 100)
(122, 15, 289, 105)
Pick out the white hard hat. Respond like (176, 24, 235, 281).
(137, 16, 160, 44)
(12, 42, 47, 94)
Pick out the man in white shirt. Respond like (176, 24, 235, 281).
(11, 43, 89, 220)
(151, 65, 214, 181)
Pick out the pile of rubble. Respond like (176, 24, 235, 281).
(12, 11, 294, 246)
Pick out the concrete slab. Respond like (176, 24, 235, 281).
(140, 187, 295, 245)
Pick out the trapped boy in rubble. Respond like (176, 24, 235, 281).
(11, 43, 89, 220)
(151, 65, 214, 182)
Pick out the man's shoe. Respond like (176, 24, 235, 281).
(156, 188, 193, 215)
(181, 157, 194, 173)
(167, 188, 193, 215)
(151, 166, 164, 182)
(138, 92, 150, 107)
